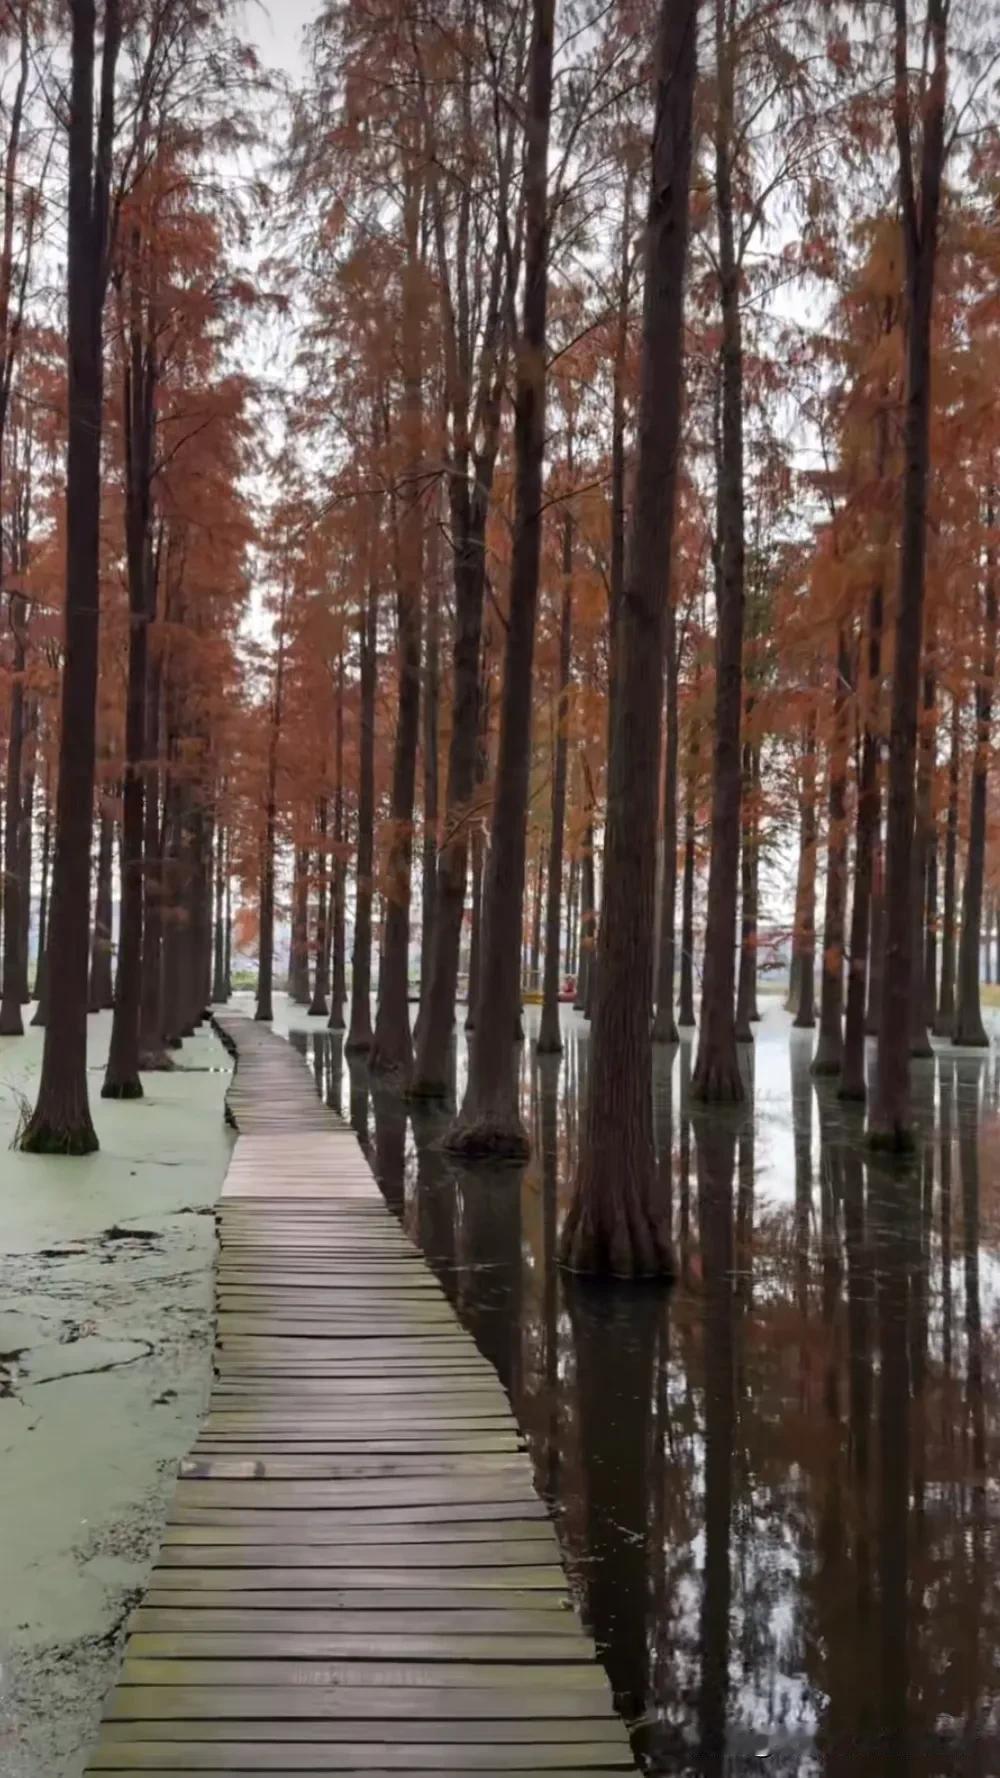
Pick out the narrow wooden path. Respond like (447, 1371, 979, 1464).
(85, 1009, 635, 1776)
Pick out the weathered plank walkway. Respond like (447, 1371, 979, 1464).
(85, 1009, 635, 1775)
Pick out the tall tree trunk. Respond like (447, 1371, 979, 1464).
(33, 764, 51, 1003)
(372, 185, 423, 1080)
(223, 831, 232, 997)
(0, 602, 27, 1033)
(420, 522, 440, 1012)
(537, 508, 573, 1054)
(813, 637, 851, 1075)
(88, 801, 114, 1012)
(678, 714, 698, 1027)
(465, 820, 484, 1030)
(792, 712, 818, 1030)
(347, 579, 377, 1052)
(138, 646, 170, 1066)
(954, 519, 997, 1048)
(564, 853, 577, 978)
(329, 652, 347, 1031)
(22, 0, 120, 1152)
(935, 691, 961, 1032)
(841, 578, 883, 1100)
(734, 738, 759, 1043)
(212, 816, 227, 1002)
(287, 847, 310, 1002)
(310, 805, 330, 1017)
(923, 811, 938, 1028)
(560, 0, 695, 1274)
(870, 0, 948, 1147)
(573, 815, 595, 1014)
(867, 835, 885, 1036)
(255, 596, 286, 1026)
(692, 0, 746, 1103)
(446, 0, 555, 1157)
(652, 599, 680, 1044)
(17, 702, 36, 1004)
(528, 847, 544, 993)
(103, 283, 155, 1098)
(909, 662, 935, 1057)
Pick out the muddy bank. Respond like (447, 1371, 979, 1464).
(0, 1013, 231, 1778)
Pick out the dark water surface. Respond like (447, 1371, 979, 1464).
(284, 1005, 1000, 1778)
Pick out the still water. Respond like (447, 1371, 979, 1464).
(284, 1004, 1000, 1778)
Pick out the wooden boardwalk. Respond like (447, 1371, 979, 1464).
(85, 1009, 635, 1775)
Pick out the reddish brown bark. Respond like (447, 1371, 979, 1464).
(347, 578, 377, 1053)
(560, 0, 696, 1275)
(446, 0, 556, 1158)
(21, 0, 121, 1152)
(537, 509, 573, 1055)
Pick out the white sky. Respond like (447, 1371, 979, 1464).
(243, 0, 313, 77)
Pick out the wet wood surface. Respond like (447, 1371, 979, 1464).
(84, 1010, 634, 1775)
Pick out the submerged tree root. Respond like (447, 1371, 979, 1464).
(20, 1118, 99, 1156)
(101, 1078, 144, 1101)
(559, 1192, 674, 1281)
(691, 1056, 745, 1103)
(443, 1116, 530, 1164)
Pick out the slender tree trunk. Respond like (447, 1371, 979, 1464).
(870, 0, 947, 1147)
(692, 0, 746, 1104)
(138, 647, 170, 1065)
(564, 854, 577, 978)
(923, 814, 938, 1028)
(288, 847, 310, 1002)
(528, 848, 544, 994)
(447, 0, 555, 1157)
(813, 637, 851, 1075)
(841, 579, 883, 1100)
(793, 713, 818, 1030)
(465, 821, 484, 1031)
(678, 715, 698, 1027)
(17, 703, 36, 1004)
(909, 663, 935, 1057)
(538, 510, 573, 1053)
(560, 0, 696, 1274)
(212, 818, 227, 1002)
(88, 803, 114, 1012)
(734, 738, 759, 1043)
(372, 188, 423, 1079)
(329, 653, 347, 1031)
(255, 600, 286, 1027)
(935, 691, 961, 1032)
(33, 767, 51, 1003)
(954, 520, 996, 1048)
(310, 803, 330, 1017)
(347, 579, 377, 1052)
(867, 837, 885, 1036)
(223, 833, 232, 997)
(652, 602, 680, 1044)
(420, 524, 440, 1011)
(0, 604, 27, 1034)
(573, 817, 595, 1014)
(22, 0, 121, 1153)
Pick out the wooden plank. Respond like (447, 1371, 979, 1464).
(156, 1543, 557, 1569)
(143, 1589, 571, 1612)
(130, 1609, 589, 1637)
(167, 1501, 547, 1526)
(106, 1685, 615, 1720)
(120, 1656, 605, 1690)
(88, 1754, 630, 1774)
(96, 1720, 628, 1747)
(88, 1737, 630, 1768)
(161, 1522, 553, 1546)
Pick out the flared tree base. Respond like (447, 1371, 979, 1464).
(535, 1030, 564, 1056)
(952, 1026, 989, 1049)
(811, 1049, 843, 1078)
(0, 1005, 25, 1037)
(327, 1008, 346, 1033)
(691, 1052, 745, 1103)
(309, 998, 329, 1019)
(345, 1033, 372, 1056)
(651, 1010, 679, 1045)
(443, 1115, 530, 1165)
(101, 1076, 144, 1101)
(559, 1191, 674, 1281)
(21, 1114, 99, 1155)
(734, 1025, 754, 1045)
(837, 1074, 867, 1102)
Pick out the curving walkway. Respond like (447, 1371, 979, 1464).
(84, 1009, 634, 1775)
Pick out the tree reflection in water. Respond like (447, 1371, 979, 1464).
(292, 1010, 1000, 1778)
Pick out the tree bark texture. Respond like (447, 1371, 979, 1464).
(537, 509, 573, 1054)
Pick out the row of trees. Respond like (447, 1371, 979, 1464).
(2, 0, 999, 1276)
